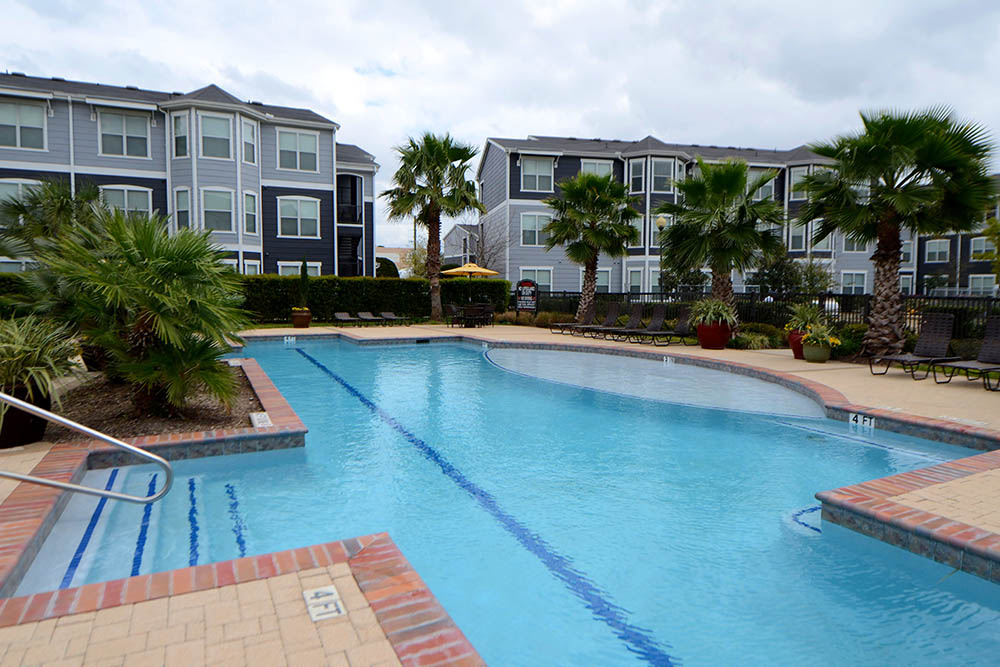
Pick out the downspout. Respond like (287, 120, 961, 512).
(191, 110, 199, 230)
(163, 110, 172, 230)
(67, 97, 75, 195)
(504, 148, 511, 282)
(236, 115, 243, 271)
(332, 139, 338, 276)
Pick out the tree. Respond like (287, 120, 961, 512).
(542, 172, 640, 322)
(798, 258, 837, 293)
(654, 158, 784, 316)
(749, 243, 800, 294)
(375, 257, 400, 277)
(799, 109, 994, 355)
(0, 179, 100, 253)
(380, 133, 483, 319)
(658, 266, 709, 294)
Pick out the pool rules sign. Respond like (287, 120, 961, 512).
(516, 279, 538, 313)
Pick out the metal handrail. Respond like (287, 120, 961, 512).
(0, 391, 173, 504)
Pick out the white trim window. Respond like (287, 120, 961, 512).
(277, 261, 321, 276)
(580, 159, 613, 177)
(520, 213, 551, 246)
(649, 268, 661, 293)
(843, 237, 867, 253)
(628, 268, 642, 294)
(0, 179, 40, 226)
(971, 236, 996, 259)
(900, 240, 912, 263)
(0, 101, 45, 150)
(200, 113, 232, 159)
(789, 219, 806, 251)
(277, 128, 319, 171)
(173, 188, 190, 230)
(520, 267, 552, 292)
(101, 186, 152, 216)
(99, 111, 149, 158)
(812, 223, 831, 251)
(202, 189, 234, 232)
(789, 166, 809, 201)
(220, 258, 239, 271)
(747, 167, 774, 201)
(841, 271, 866, 295)
(651, 158, 674, 193)
(899, 274, 914, 295)
(242, 119, 257, 165)
(969, 274, 997, 296)
(631, 214, 644, 248)
(580, 268, 611, 293)
(925, 239, 950, 263)
(278, 196, 320, 238)
(243, 259, 261, 275)
(629, 158, 645, 193)
(243, 191, 258, 235)
(521, 157, 553, 192)
(172, 113, 188, 158)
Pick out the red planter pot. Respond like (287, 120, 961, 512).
(788, 329, 805, 360)
(0, 386, 50, 449)
(696, 322, 732, 350)
(291, 310, 312, 328)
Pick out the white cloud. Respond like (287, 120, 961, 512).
(5, 0, 1000, 247)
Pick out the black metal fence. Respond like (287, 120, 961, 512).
(527, 290, 1000, 338)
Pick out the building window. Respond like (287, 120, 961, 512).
(789, 166, 809, 201)
(520, 268, 552, 291)
(278, 261, 321, 276)
(925, 239, 950, 263)
(629, 159, 645, 193)
(520, 213, 551, 246)
(628, 269, 642, 294)
(651, 158, 674, 193)
(901, 240, 912, 263)
(969, 274, 997, 296)
(580, 159, 613, 177)
(277, 129, 318, 171)
(244, 192, 257, 235)
(99, 111, 149, 157)
(101, 186, 151, 216)
(173, 114, 188, 158)
(747, 167, 774, 201)
(843, 237, 867, 253)
(200, 114, 232, 159)
(278, 197, 320, 238)
(631, 215, 644, 247)
(971, 236, 996, 259)
(174, 189, 190, 229)
(841, 271, 866, 295)
(812, 225, 831, 251)
(242, 120, 256, 164)
(899, 274, 914, 295)
(595, 269, 611, 293)
(521, 157, 553, 192)
(789, 220, 805, 251)
(243, 260, 260, 275)
(220, 258, 238, 271)
(0, 101, 45, 149)
(202, 190, 233, 232)
(649, 269, 661, 293)
(0, 180, 39, 227)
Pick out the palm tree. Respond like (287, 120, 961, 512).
(654, 158, 784, 314)
(380, 133, 483, 319)
(542, 172, 640, 322)
(799, 108, 994, 355)
(0, 179, 100, 252)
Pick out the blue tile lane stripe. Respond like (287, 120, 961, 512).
(187, 478, 200, 566)
(60, 468, 120, 589)
(130, 474, 158, 576)
(791, 506, 822, 534)
(295, 348, 677, 667)
(225, 483, 247, 557)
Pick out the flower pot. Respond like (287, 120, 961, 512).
(291, 310, 312, 328)
(802, 344, 832, 363)
(788, 329, 806, 360)
(696, 322, 732, 350)
(0, 386, 51, 448)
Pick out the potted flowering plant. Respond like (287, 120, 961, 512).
(784, 303, 824, 360)
(290, 259, 312, 328)
(689, 298, 737, 349)
(800, 324, 841, 363)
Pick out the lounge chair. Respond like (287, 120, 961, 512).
(550, 305, 595, 334)
(443, 304, 463, 327)
(868, 312, 959, 380)
(334, 312, 361, 326)
(357, 312, 387, 325)
(380, 312, 408, 325)
(651, 307, 696, 346)
(931, 316, 1000, 391)
(624, 304, 667, 343)
(591, 303, 644, 340)
(570, 302, 622, 337)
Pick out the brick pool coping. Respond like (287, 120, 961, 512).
(0, 358, 306, 598)
(0, 532, 483, 666)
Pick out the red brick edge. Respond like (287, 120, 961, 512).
(0, 359, 305, 596)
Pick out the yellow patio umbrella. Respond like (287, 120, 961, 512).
(440, 262, 499, 277)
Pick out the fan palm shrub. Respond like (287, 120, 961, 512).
(0, 179, 100, 252)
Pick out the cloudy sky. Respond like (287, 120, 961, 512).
(5, 0, 1000, 247)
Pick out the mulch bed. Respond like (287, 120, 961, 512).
(44, 367, 262, 444)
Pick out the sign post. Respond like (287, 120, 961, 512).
(515, 279, 538, 314)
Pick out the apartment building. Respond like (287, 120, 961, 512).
(0, 72, 377, 276)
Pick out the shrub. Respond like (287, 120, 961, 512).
(0, 315, 78, 408)
(532, 311, 575, 327)
(689, 299, 737, 327)
(738, 322, 786, 347)
(375, 257, 399, 278)
(831, 322, 867, 359)
(727, 333, 773, 350)
(950, 338, 981, 360)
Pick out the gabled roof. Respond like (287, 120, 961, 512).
(336, 143, 376, 164)
(165, 84, 243, 105)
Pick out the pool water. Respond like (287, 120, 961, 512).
(20, 340, 1000, 665)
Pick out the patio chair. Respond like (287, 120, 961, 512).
(868, 312, 959, 380)
(357, 312, 387, 325)
(624, 304, 667, 343)
(480, 303, 495, 326)
(334, 312, 361, 326)
(569, 302, 621, 337)
(591, 303, 644, 340)
(651, 307, 697, 346)
(550, 305, 595, 334)
(443, 303, 463, 327)
(380, 312, 408, 325)
(931, 316, 1000, 391)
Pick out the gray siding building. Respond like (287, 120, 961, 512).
(0, 73, 378, 276)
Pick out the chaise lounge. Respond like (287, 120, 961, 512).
(650, 306, 697, 346)
(334, 312, 361, 326)
(591, 303, 644, 340)
(550, 305, 595, 334)
(868, 312, 959, 380)
(357, 312, 387, 325)
(930, 316, 1000, 391)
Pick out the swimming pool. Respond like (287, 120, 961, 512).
(20, 340, 1000, 665)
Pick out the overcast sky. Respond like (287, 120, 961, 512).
(6, 0, 1000, 247)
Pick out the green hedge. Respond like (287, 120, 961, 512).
(240, 275, 510, 323)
